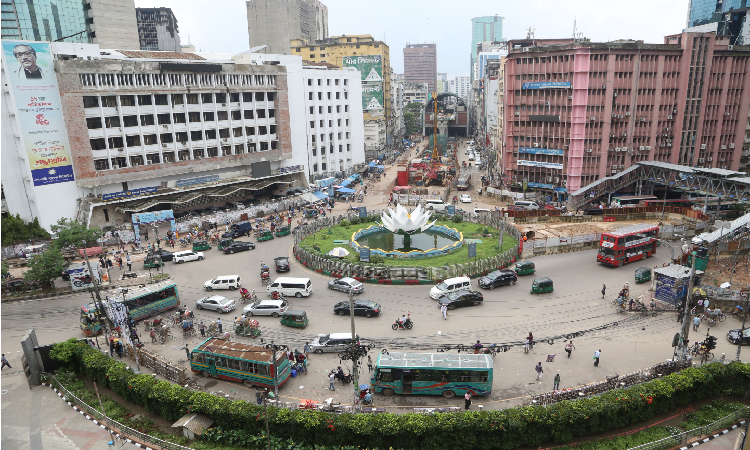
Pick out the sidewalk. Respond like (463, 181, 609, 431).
(1, 370, 114, 450)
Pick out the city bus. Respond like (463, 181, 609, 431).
(370, 352, 493, 398)
(611, 195, 657, 207)
(597, 223, 660, 267)
(79, 280, 179, 336)
(189, 338, 292, 388)
(456, 174, 472, 191)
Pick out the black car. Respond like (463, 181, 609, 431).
(478, 269, 517, 289)
(274, 257, 290, 272)
(727, 328, 750, 345)
(437, 290, 484, 310)
(223, 241, 256, 254)
(333, 299, 381, 318)
(155, 249, 174, 262)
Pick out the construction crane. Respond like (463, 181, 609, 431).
(431, 91, 440, 166)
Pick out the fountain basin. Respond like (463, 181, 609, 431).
(351, 225, 463, 259)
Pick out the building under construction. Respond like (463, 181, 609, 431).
(423, 93, 469, 137)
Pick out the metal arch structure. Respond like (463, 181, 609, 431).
(423, 92, 468, 113)
(422, 93, 469, 137)
(570, 161, 750, 210)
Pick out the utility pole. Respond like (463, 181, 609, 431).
(679, 256, 698, 359)
(348, 288, 360, 411)
(736, 295, 749, 361)
(81, 245, 109, 337)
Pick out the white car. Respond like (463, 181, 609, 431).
(173, 250, 204, 263)
(468, 154, 475, 161)
(459, 194, 472, 203)
(243, 299, 289, 317)
(195, 295, 235, 313)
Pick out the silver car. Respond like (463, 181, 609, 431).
(327, 277, 364, 294)
(243, 300, 288, 317)
(195, 295, 236, 313)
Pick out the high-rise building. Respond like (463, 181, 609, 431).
(136, 7, 181, 52)
(291, 35, 392, 158)
(1, 0, 139, 49)
(437, 72, 448, 93)
(685, 0, 749, 45)
(502, 33, 750, 200)
(403, 43, 437, 93)
(246, 0, 328, 55)
(448, 76, 471, 100)
(470, 16, 503, 83)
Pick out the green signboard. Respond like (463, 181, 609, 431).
(362, 82, 384, 111)
(342, 55, 382, 82)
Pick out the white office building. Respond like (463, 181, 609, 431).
(448, 76, 471, 101)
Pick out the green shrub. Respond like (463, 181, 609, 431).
(451, 214, 463, 223)
(339, 219, 350, 227)
(369, 254, 384, 264)
(48, 338, 750, 450)
(350, 217, 360, 225)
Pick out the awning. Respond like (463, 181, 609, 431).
(300, 192, 319, 203)
(312, 190, 329, 200)
(336, 187, 356, 194)
(341, 180, 352, 187)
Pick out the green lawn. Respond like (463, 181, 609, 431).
(298, 220, 518, 267)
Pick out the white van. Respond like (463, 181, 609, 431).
(203, 275, 241, 291)
(424, 199, 450, 212)
(513, 200, 540, 210)
(267, 277, 313, 298)
(429, 276, 472, 299)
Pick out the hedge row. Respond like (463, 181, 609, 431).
(53, 339, 750, 450)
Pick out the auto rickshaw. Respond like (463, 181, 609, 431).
(192, 240, 212, 251)
(143, 254, 162, 269)
(218, 238, 234, 251)
(530, 277, 554, 294)
(635, 267, 652, 284)
(280, 310, 308, 329)
(234, 316, 261, 337)
(515, 261, 536, 276)
(257, 230, 274, 242)
(304, 209, 317, 219)
(275, 226, 291, 237)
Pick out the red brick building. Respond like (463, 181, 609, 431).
(502, 32, 750, 197)
(404, 43, 437, 94)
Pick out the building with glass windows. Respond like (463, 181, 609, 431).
(136, 7, 181, 52)
(0, 0, 139, 49)
(470, 16, 503, 83)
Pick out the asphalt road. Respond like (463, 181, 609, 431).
(3, 232, 746, 412)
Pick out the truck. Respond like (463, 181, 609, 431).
(230, 220, 254, 237)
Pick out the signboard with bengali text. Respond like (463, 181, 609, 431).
(2, 40, 75, 186)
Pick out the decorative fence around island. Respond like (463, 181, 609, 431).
(293, 210, 522, 284)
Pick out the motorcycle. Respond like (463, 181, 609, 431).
(332, 367, 352, 384)
(392, 316, 413, 330)
(121, 271, 138, 279)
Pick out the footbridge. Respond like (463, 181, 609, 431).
(570, 162, 750, 210)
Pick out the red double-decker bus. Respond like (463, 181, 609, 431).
(597, 223, 659, 267)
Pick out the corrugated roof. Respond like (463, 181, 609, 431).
(654, 264, 704, 279)
(172, 413, 214, 434)
(571, 164, 640, 196)
(695, 211, 750, 244)
(377, 352, 493, 369)
(693, 167, 745, 177)
(117, 50, 205, 60)
(638, 161, 696, 173)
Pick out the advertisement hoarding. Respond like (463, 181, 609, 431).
(362, 82, 384, 111)
(522, 82, 571, 90)
(517, 160, 564, 170)
(131, 210, 176, 244)
(342, 55, 382, 82)
(2, 40, 75, 186)
(103, 186, 158, 201)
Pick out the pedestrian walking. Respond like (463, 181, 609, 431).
(441, 303, 448, 320)
(304, 342, 311, 356)
(553, 373, 560, 390)
(217, 319, 223, 333)
(117, 257, 122, 270)
(565, 341, 575, 358)
(199, 322, 206, 337)
(601, 284, 606, 299)
(693, 315, 701, 331)
(535, 362, 544, 380)
(145, 229, 149, 241)
(256, 389, 264, 405)
(524, 338, 531, 354)
(367, 355, 373, 372)
(150, 328, 156, 343)
(328, 372, 336, 391)
(593, 349, 601, 367)
(115, 340, 123, 358)
(107, 258, 113, 268)
(184, 346, 190, 361)
(109, 337, 115, 357)
(127, 261, 132, 271)
(126, 253, 130, 265)
(464, 392, 472, 410)
(1, 354, 11, 369)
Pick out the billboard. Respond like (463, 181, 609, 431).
(2, 40, 75, 186)
(362, 82, 384, 111)
(103, 186, 158, 201)
(131, 210, 176, 244)
(342, 55, 382, 82)
(517, 160, 564, 170)
(522, 81, 571, 90)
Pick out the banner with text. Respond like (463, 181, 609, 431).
(361, 82, 384, 111)
(2, 40, 75, 186)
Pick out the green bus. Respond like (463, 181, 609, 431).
(371, 352, 493, 398)
(190, 337, 291, 389)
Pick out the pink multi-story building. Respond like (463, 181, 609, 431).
(502, 32, 750, 198)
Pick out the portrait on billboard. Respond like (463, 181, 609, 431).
(9, 43, 49, 81)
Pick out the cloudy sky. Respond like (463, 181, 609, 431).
(135, 0, 688, 78)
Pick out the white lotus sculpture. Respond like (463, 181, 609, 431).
(380, 203, 437, 235)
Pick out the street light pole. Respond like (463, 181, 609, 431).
(348, 288, 360, 411)
(679, 256, 698, 359)
(82, 245, 109, 337)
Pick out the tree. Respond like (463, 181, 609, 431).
(403, 102, 424, 135)
(1, 214, 50, 246)
(23, 249, 65, 288)
(1, 260, 9, 278)
(50, 217, 103, 250)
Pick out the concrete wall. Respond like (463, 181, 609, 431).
(88, 0, 140, 50)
